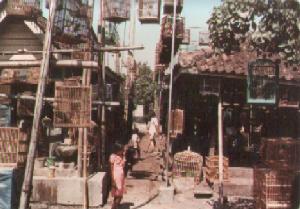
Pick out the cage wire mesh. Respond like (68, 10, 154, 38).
(173, 150, 203, 184)
(103, 0, 130, 23)
(138, 0, 161, 23)
(53, 0, 90, 44)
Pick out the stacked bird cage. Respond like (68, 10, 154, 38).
(181, 29, 190, 45)
(0, 127, 27, 167)
(53, 83, 91, 128)
(170, 109, 184, 138)
(205, 156, 229, 184)
(5, 0, 41, 17)
(260, 137, 300, 170)
(163, 0, 183, 14)
(161, 15, 185, 41)
(173, 150, 203, 184)
(103, 0, 130, 23)
(138, 0, 161, 24)
(53, 0, 90, 44)
(254, 167, 298, 209)
(255, 137, 300, 209)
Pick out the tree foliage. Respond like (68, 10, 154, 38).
(133, 64, 157, 107)
(207, 0, 300, 63)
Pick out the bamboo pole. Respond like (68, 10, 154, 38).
(19, 1, 57, 209)
(0, 45, 144, 55)
(165, 0, 177, 187)
(0, 60, 98, 68)
(218, 95, 224, 204)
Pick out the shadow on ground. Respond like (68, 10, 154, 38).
(119, 202, 134, 209)
(130, 170, 153, 179)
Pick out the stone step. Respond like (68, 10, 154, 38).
(228, 167, 253, 179)
(214, 177, 253, 197)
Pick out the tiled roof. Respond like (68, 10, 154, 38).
(178, 48, 300, 82)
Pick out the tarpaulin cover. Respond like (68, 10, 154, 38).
(0, 168, 13, 209)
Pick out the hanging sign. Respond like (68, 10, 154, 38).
(247, 59, 279, 105)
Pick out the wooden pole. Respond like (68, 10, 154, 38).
(19, 0, 57, 209)
(165, 0, 177, 187)
(218, 95, 224, 204)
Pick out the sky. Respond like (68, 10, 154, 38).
(43, 0, 222, 69)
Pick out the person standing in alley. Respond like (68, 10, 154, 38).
(131, 128, 141, 159)
(110, 143, 126, 209)
(147, 114, 159, 153)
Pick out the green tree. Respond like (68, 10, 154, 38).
(207, 0, 300, 63)
(133, 63, 157, 110)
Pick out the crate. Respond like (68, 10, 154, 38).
(0, 127, 27, 167)
(205, 156, 229, 183)
(54, 84, 91, 128)
(254, 167, 297, 209)
(260, 138, 300, 170)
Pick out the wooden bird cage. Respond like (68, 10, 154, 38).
(163, 0, 183, 14)
(103, 0, 130, 23)
(205, 156, 229, 184)
(3, 0, 41, 17)
(181, 29, 190, 45)
(254, 168, 298, 209)
(53, 0, 90, 44)
(260, 138, 300, 170)
(54, 84, 91, 128)
(161, 15, 185, 41)
(138, 0, 161, 24)
(0, 127, 28, 167)
(170, 109, 184, 138)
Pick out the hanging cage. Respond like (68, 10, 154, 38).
(161, 15, 185, 41)
(198, 32, 210, 46)
(138, 0, 161, 24)
(103, 0, 130, 23)
(53, 0, 90, 44)
(181, 29, 190, 45)
(163, 0, 183, 14)
(2, 0, 41, 17)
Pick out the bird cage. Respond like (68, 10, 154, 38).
(254, 168, 297, 209)
(53, 0, 90, 44)
(198, 32, 210, 46)
(4, 0, 41, 17)
(0, 127, 28, 167)
(161, 15, 185, 41)
(138, 0, 161, 24)
(103, 0, 130, 23)
(53, 84, 91, 128)
(170, 109, 184, 138)
(173, 150, 203, 184)
(181, 29, 190, 45)
(163, 0, 183, 14)
(17, 92, 35, 117)
(205, 156, 229, 184)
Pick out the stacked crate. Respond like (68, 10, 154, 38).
(205, 156, 229, 184)
(255, 138, 300, 209)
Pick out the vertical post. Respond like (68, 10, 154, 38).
(218, 94, 224, 204)
(165, 0, 177, 187)
(78, 128, 83, 177)
(19, 0, 57, 209)
(98, 0, 106, 170)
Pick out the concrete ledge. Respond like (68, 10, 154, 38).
(31, 172, 108, 207)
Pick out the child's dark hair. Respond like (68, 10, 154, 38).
(113, 142, 124, 153)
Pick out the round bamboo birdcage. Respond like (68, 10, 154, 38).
(173, 150, 203, 183)
(138, 0, 161, 24)
(103, 0, 130, 23)
(53, 0, 90, 44)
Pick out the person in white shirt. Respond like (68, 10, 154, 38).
(147, 116, 159, 153)
(131, 129, 140, 159)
